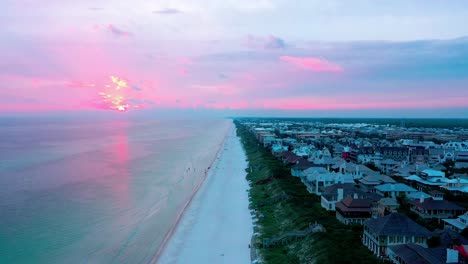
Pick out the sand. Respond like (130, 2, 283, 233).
(157, 123, 252, 264)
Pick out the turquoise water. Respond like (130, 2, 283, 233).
(0, 116, 230, 263)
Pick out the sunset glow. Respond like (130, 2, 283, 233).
(0, 1, 467, 116)
(99, 76, 131, 112)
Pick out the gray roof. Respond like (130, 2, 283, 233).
(434, 227, 468, 247)
(359, 174, 396, 185)
(375, 183, 417, 192)
(409, 198, 465, 211)
(387, 244, 445, 264)
(364, 213, 432, 237)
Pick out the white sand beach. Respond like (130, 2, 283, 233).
(157, 123, 252, 264)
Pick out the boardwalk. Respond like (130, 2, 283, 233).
(262, 223, 326, 248)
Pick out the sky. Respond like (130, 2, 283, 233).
(1, 0, 468, 117)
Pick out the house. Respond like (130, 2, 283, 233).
(333, 143, 345, 158)
(350, 147, 375, 163)
(374, 198, 399, 218)
(263, 136, 278, 147)
(387, 243, 458, 264)
(301, 169, 354, 195)
(359, 174, 396, 193)
(419, 169, 446, 181)
(409, 191, 465, 220)
(293, 145, 315, 159)
(342, 146, 351, 161)
(379, 147, 409, 161)
(389, 228, 468, 264)
(407, 191, 431, 200)
(405, 174, 446, 190)
(290, 159, 315, 177)
(377, 159, 400, 174)
(332, 161, 372, 180)
(393, 164, 430, 177)
(375, 183, 418, 198)
(271, 144, 288, 157)
(409, 147, 429, 164)
(440, 177, 468, 195)
(429, 148, 446, 164)
(309, 156, 338, 171)
(320, 183, 381, 211)
(335, 195, 373, 225)
(280, 151, 302, 165)
(443, 212, 468, 233)
(362, 213, 432, 257)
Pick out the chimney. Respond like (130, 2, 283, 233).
(337, 188, 344, 201)
(446, 248, 459, 264)
(420, 194, 425, 204)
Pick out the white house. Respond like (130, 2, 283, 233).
(443, 212, 468, 233)
(301, 169, 354, 195)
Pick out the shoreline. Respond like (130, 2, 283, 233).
(157, 121, 252, 264)
(151, 121, 240, 263)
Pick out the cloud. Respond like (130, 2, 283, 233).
(131, 85, 142, 91)
(245, 35, 286, 50)
(88, 7, 104, 11)
(107, 24, 132, 37)
(264, 35, 286, 49)
(280, 56, 343, 72)
(152, 8, 182, 15)
(218, 73, 228, 79)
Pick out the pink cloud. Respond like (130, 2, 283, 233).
(280, 56, 343, 72)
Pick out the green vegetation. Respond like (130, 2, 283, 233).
(236, 121, 379, 264)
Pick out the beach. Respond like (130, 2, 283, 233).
(157, 123, 252, 264)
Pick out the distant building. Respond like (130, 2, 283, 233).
(342, 146, 351, 161)
(350, 147, 375, 164)
(379, 147, 409, 162)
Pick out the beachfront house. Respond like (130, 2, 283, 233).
(301, 169, 354, 195)
(335, 195, 373, 225)
(362, 213, 432, 258)
(321, 183, 359, 211)
(387, 243, 460, 264)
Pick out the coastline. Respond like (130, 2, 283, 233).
(155, 121, 252, 263)
(151, 121, 232, 263)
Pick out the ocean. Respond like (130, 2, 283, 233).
(0, 115, 231, 263)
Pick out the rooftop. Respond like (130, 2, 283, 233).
(364, 213, 432, 237)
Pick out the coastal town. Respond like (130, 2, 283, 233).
(236, 118, 468, 264)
